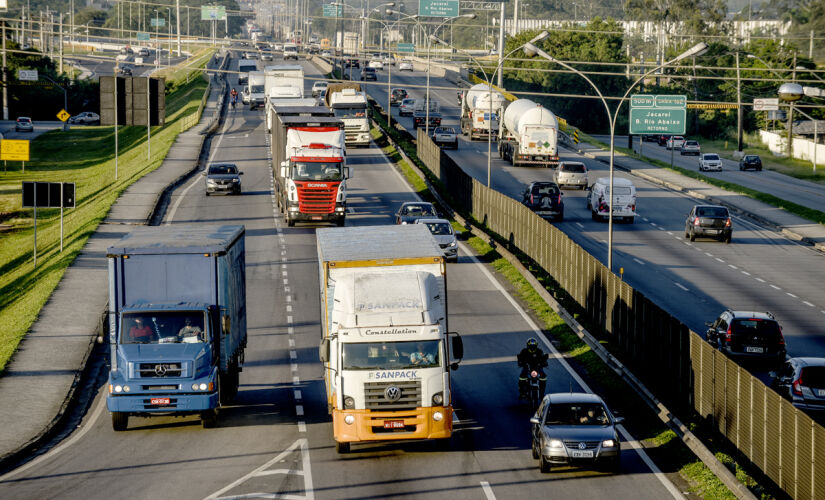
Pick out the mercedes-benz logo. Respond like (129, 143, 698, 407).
(384, 386, 402, 402)
(154, 364, 168, 376)
(578, 442, 587, 450)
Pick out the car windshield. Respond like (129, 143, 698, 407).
(120, 311, 208, 344)
(685, 141, 698, 146)
(531, 184, 559, 196)
(435, 128, 455, 134)
(561, 163, 585, 173)
(208, 164, 238, 175)
(342, 340, 441, 370)
(544, 402, 610, 426)
(745, 155, 759, 161)
(292, 161, 343, 181)
(333, 106, 366, 118)
(250, 85, 264, 93)
(704, 154, 720, 161)
(730, 319, 781, 339)
(695, 206, 728, 217)
(422, 221, 452, 235)
(401, 204, 436, 216)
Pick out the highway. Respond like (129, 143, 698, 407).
(355, 64, 825, 363)
(0, 55, 685, 499)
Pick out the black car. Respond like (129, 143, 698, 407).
(656, 134, 671, 146)
(390, 88, 408, 105)
(771, 358, 825, 413)
(641, 134, 659, 142)
(739, 154, 762, 171)
(521, 181, 564, 221)
(394, 202, 439, 225)
(344, 58, 360, 68)
(360, 67, 377, 81)
(705, 310, 786, 365)
(413, 111, 441, 129)
(204, 162, 243, 195)
(684, 204, 732, 243)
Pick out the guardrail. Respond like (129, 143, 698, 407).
(414, 128, 825, 500)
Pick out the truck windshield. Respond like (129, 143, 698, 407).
(251, 85, 264, 93)
(120, 311, 208, 344)
(342, 340, 442, 370)
(292, 161, 343, 181)
(332, 106, 366, 119)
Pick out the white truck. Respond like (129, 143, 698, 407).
(498, 98, 559, 167)
(244, 71, 267, 109)
(238, 60, 257, 85)
(263, 65, 311, 131)
(283, 43, 299, 60)
(460, 83, 507, 140)
(326, 84, 370, 147)
(316, 224, 464, 453)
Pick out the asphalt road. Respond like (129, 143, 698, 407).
(0, 56, 685, 500)
(357, 65, 825, 365)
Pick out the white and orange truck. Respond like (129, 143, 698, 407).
(316, 224, 464, 453)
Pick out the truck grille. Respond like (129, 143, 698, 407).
(344, 124, 361, 132)
(138, 362, 183, 378)
(364, 381, 421, 410)
(296, 183, 337, 214)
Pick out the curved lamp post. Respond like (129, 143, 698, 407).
(524, 34, 708, 271)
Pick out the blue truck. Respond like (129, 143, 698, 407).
(106, 225, 247, 430)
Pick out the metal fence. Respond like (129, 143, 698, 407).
(416, 129, 825, 499)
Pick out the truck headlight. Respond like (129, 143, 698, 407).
(432, 392, 443, 405)
(114, 385, 123, 393)
(344, 396, 355, 409)
(344, 415, 355, 425)
(432, 411, 443, 421)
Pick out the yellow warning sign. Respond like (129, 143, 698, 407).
(57, 109, 71, 122)
(1, 139, 31, 161)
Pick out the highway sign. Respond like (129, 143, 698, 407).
(1, 139, 30, 161)
(629, 94, 687, 135)
(754, 98, 780, 111)
(397, 43, 415, 53)
(57, 109, 70, 122)
(150, 17, 165, 27)
(419, 0, 459, 17)
(322, 4, 343, 16)
(137, 32, 150, 41)
(200, 5, 227, 21)
(22, 182, 75, 208)
(18, 69, 37, 81)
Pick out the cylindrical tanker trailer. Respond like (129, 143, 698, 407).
(460, 83, 507, 140)
(498, 99, 559, 167)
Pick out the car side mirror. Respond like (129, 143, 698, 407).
(529, 416, 541, 425)
(614, 416, 625, 425)
(239, 171, 244, 175)
(202, 171, 207, 176)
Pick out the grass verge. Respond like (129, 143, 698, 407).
(0, 50, 214, 372)
(372, 112, 775, 499)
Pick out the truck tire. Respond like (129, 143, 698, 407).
(336, 441, 350, 454)
(336, 216, 346, 227)
(111, 412, 128, 431)
(201, 409, 218, 428)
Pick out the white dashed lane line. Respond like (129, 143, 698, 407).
(633, 258, 645, 265)
(770, 285, 781, 290)
(674, 282, 689, 291)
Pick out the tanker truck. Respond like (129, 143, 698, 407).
(459, 83, 507, 141)
(498, 99, 559, 168)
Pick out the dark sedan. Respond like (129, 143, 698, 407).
(413, 111, 441, 129)
(360, 67, 377, 81)
(656, 134, 671, 146)
(394, 201, 439, 225)
(390, 88, 408, 105)
(739, 154, 763, 171)
(204, 163, 243, 195)
(521, 181, 564, 221)
(684, 204, 731, 243)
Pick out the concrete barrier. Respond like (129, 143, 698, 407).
(312, 55, 333, 75)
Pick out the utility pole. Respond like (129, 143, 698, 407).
(176, 0, 181, 56)
(3, 22, 8, 120)
(497, 2, 504, 87)
(786, 53, 797, 157)
(59, 14, 63, 74)
(513, 0, 518, 36)
(736, 51, 742, 152)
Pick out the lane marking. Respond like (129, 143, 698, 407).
(755, 278, 766, 283)
(480, 481, 497, 500)
(741, 271, 750, 276)
(298, 421, 307, 433)
(633, 258, 645, 265)
(728, 265, 738, 270)
(770, 285, 781, 290)
(787, 292, 798, 298)
(715, 258, 724, 263)
(666, 231, 673, 235)
(294, 389, 302, 399)
(296, 405, 304, 416)
(803, 301, 815, 307)
(705, 252, 713, 257)
(674, 282, 689, 291)
(575, 222, 584, 229)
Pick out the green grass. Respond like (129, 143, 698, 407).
(372, 111, 776, 499)
(0, 51, 214, 373)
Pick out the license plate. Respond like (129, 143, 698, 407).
(311, 216, 323, 220)
(818, 389, 825, 397)
(570, 450, 594, 458)
(383, 420, 405, 429)
(707, 229, 719, 234)
(745, 346, 764, 354)
(150, 398, 170, 405)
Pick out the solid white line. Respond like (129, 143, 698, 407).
(458, 241, 682, 499)
(674, 282, 689, 291)
(480, 481, 497, 500)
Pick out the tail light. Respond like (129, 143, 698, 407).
(778, 326, 785, 345)
(694, 217, 701, 226)
(725, 218, 731, 227)
(530, 194, 534, 204)
(792, 375, 803, 396)
(557, 194, 562, 205)
(631, 204, 636, 211)
(725, 325, 732, 342)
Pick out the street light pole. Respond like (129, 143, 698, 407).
(524, 36, 708, 272)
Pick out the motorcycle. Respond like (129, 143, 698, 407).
(527, 370, 542, 410)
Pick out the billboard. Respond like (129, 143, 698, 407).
(201, 5, 227, 21)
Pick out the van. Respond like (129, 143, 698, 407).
(586, 177, 637, 222)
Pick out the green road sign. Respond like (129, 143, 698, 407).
(629, 108, 687, 135)
(322, 4, 343, 17)
(629, 94, 687, 135)
(150, 17, 165, 28)
(137, 32, 150, 41)
(397, 43, 415, 53)
(419, 0, 459, 17)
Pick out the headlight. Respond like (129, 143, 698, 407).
(344, 415, 355, 425)
(602, 439, 615, 447)
(548, 439, 563, 448)
(114, 385, 123, 393)
(123, 385, 130, 392)
(232, 178, 240, 183)
(344, 396, 355, 409)
(432, 411, 443, 421)
(448, 241, 457, 247)
(432, 392, 443, 405)
(192, 383, 200, 391)
(206, 179, 217, 185)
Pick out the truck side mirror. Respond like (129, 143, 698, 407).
(344, 166, 351, 179)
(319, 339, 330, 363)
(280, 166, 287, 178)
(221, 315, 231, 336)
(451, 334, 463, 360)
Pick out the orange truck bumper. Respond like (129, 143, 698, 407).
(333, 406, 453, 443)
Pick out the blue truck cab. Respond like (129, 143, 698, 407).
(106, 225, 247, 430)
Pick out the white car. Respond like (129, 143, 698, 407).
(555, 161, 588, 189)
(398, 61, 413, 71)
(414, 218, 458, 262)
(368, 59, 384, 70)
(321, 50, 332, 57)
(382, 55, 395, 65)
(699, 153, 723, 172)
(311, 81, 328, 97)
(666, 135, 685, 150)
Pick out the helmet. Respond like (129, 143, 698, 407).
(526, 338, 538, 351)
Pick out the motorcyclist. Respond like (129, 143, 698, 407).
(517, 338, 548, 399)
(230, 88, 238, 108)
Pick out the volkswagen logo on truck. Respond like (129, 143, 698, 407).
(384, 386, 402, 402)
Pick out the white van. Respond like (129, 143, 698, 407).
(586, 177, 637, 222)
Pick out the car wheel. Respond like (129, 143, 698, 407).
(689, 229, 696, 242)
(611, 455, 621, 473)
(725, 235, 732, 244)
(591, 210, 598, 221)
(539, 454, 551, 473)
